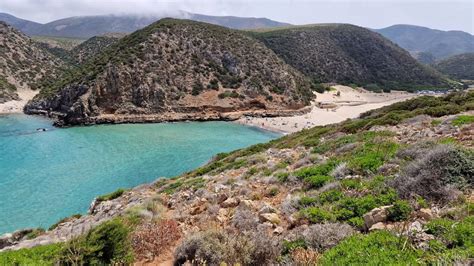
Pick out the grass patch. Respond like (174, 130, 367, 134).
(452, 115, 474, 126)
(97, 188, 126, 202)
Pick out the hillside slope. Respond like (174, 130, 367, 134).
(375, 24, 474, 60)
(0, 12, 41, 35)
(69, 34, 123, 64)
(2, 12, 290, 38)
(253, 24, 448, 91)
(433, 53, 474, 80)
(2, 92, 473, 265)
(0, 22, 65, 103)
(25, 19, 313, 126)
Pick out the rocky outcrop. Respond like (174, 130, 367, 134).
(26, 19, 314, 126)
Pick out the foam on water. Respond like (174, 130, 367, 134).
(0, 114, 279, 234)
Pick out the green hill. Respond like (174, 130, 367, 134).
(25, 19, 313, 126)
(252, 24, 450, 91)
(433, 53, 474, 80)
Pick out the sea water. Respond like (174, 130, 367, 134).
(0, 114, 280, 234)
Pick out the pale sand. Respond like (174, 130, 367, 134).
(237, 85, 418, 134)
(0, 89, 38, 114)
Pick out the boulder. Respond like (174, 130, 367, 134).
(416, 208, 434, 221)
(221, 197, 239, 208)
(363, 205, 392, 229)
(369, 222, 387, 231)
(259, 213, 281, 225)
(259, 203, 277, 214)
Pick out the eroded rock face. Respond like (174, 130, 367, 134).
(25, 19, 314, 126)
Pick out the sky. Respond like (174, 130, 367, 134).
(0, 0, 472, 33)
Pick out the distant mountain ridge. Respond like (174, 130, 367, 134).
(375, 24, 474, 60)
(0, 11, 290, 38)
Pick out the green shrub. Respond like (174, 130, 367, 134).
(320, 231, 421, 265)
(300, 207, 334, 223)
(295, 160, 338, 179)
(49, 214, 82, 230)
(452, 115, 474, 126)
(304, 175, 332, 189)
(426, 216, 474, 248)
(318, 189, 344, 204)
(387, 200, 412, 222)
(59, 218, 132, 264)
(0, 243, 63, 265)
(275, 172, 289, 182)
(299, 196, 318, 207)
(282, 239, 307, 255)
(97, 188, 126, 202)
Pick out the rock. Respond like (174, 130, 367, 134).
(273, 226, 284, 235)
(363, 206, 392, 229)
(409, 221, 423, 233)
(259, 203, 277, 214)
(221, 197, 239, 208)
(240, 200, 254, 209)
(369, 222, 387, 231)
(216, 208, 228, 223)
(190, 204, 207, 215)
(259, 213, 281, 225)
(417, 208, 434, 220)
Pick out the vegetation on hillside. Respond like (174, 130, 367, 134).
(251, 24, 452, 91)
(5, 91, 473, 264)
(433, 53, 474, 80)
(0, 21, 66, 99)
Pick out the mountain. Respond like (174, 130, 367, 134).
(25, 19, 313, 126)
(0, 12, 41, 35)
(0, 22, 65, 103)
(1, 12, 290, 39)
(375, 24, 474, 60)
(432, 53, 474, 80)
(252, 24, 448, 91)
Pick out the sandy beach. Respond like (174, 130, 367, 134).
(237, 85, 418, 133)
(0, 89, 38, 114)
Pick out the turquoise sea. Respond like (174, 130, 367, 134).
(0, 114, 280, 234)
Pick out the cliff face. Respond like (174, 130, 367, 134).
(25, 19, 313, 125)
(0, 22, 64, 102)
(253, 24, 449, 90)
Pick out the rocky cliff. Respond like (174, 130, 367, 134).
(25, 19, 314, 126)
(0, 22, 65, 103)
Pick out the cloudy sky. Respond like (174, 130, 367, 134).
(0, 0, 472, 33)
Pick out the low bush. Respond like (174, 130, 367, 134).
(174, 229, 280, 265)
(96, 188, 126, 202)
(282, 239, 307, 255)
(391, 144, 474, 203)
(302, 223, 355, 252)
(0, 243, 63, 265)
(131, 220, 181, 261)
(387, 200, 412, 222)
(320, 230, 421, 265)
(451, 115, 474, 126)
(59, 218, 132, 264)
(305, 175, 333, 189)
(300, 207, 334, 223)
